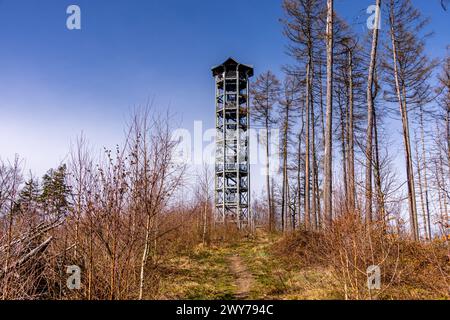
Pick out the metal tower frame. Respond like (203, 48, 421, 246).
(212, 58, 254, 229)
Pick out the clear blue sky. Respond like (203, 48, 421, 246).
(0, 0, 448, 181)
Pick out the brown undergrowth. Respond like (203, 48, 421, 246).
(273, 215, 450, 299)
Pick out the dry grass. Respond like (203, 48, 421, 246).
(157, 244, 236, 300)
(273, 215, 450, 300)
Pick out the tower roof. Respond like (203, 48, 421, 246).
(211, 57, 254, 78)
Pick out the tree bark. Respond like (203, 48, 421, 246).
(324, 0, 334, 226)
(347, 49, 355, 214)
(388, 0, 419, 240)
(265, 119, 273, 232)
(373, 103, 386, 224)
(310, 65, 319, 229)
(365, 0, 381, 224)
(419, 106, 432, 239)
(414, 131, 429, 240)
(304, 62, 311, 229)
(281, 102, 289, 232)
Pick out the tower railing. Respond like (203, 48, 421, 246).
(212, 58, 253, 229)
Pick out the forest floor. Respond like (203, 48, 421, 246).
(158, 230, 341, 300)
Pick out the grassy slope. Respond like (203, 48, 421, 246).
(158, 231, 340, 300)
(158, 245, 236, 299)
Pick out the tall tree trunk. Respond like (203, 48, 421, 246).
(286, 176, 291, 230)
(281, 105, 289, 233)
(347, 49, 355, 214)
(313, 152, 321, 229)
(265, 119, 273, 231)
(310, 65, 319, 229)
(297, 107, 305, 226)
(340, 100, 348, 207)
(435, 160, 446, 225)
(365, 0, 381, 224)
(414, 132, 429, 240)
(324, 0, 334, 226)
(271, 177, 275, 228)
(438, 150, 449, 222)
(304, 62, 311, 229)
(419, 106, 432, 239)
(435, 123, 449, 225)
(373, 104, 386, 224)
(389, 1, 419, 240)
(447, 103, 450, 170)
(319, 58, 326, 145)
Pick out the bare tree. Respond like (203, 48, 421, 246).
(0, 156, 22, 300)
(128, 108, 185, 299)
(413, 131, 430, 240)
(196, 164, 213, 245)
(251, 71, 281, 231)
(384, 0, 437, 240)
(282, 0, 325, 229)
(279, 76, 300, 232)
(436, 52, 450, 175)
(323, 0, 334, 226)
(365, 0, 381, 224)
(372, 72, 387, 223)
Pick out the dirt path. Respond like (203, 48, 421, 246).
(228, 254, 253, 299)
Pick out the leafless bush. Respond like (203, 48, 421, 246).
(0, 107, 207, 300)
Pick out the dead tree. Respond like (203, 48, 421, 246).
(196, 164, 213, 245)
(279, 76, 300, 232)
(384, 0, 437, 240)
(282, 0, 325, 229)
(128, 109, 185, 299)
(323, 0, 334, 226)
(365, 0, 381, 224)
(251, 71, 281, 231)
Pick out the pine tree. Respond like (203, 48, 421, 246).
(40, 164, 71, 220)
(14, 177, 40, 217)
